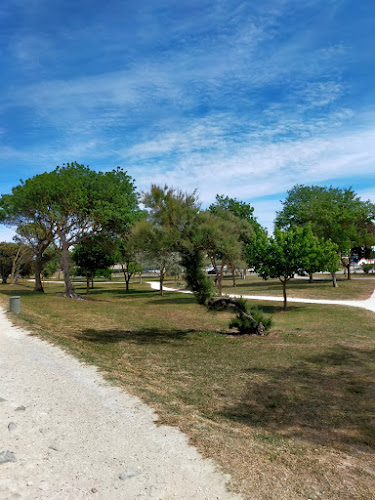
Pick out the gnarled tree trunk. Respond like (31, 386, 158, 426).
(34, 259, 44, 293)
(61, 239, 82, 298)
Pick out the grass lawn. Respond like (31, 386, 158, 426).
(220, 274, 375, 301)
(1, 280, 375, 499)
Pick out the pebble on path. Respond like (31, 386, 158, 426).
(0, 451, 17, 464)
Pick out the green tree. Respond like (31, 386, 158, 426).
(8, 241, 33, 284)
(321, 239, 341, 287)
(200, 210, 250, 294)
(0, 163, 139, 298)
(256, 226, 321, 310)
(209, 195, 257, 224)
(138, 185, 200, 296)
(276, 185, 375, 281)
(72, 235, 116, 294)
(209, 195, 262, 281)
(0, 242, 20, 284)
(14, 223, 55, 292)
(116, 235, 140, 292)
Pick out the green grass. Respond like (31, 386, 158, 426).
(1, 280, 375, 500)
(220, 274, 375, 301)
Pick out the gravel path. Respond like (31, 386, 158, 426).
(147, 282, 375, 313)
(0, 308, 241, 500)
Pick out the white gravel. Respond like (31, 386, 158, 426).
(0, 308, 241, 500)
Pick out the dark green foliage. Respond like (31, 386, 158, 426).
(207, 296, 272, 335)
(276, 184, 375, 279)
(0, 162, 140, 297)
(362, 263, 374, 274)
(180, 247, 214, 305)
(72, 235, 116, 292)
(0, 242, 19, 284)
(209, 195, 257, 226)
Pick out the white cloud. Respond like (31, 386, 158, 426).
(128, 124, 375, 208)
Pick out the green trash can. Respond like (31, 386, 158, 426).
(9, 296, 21, 314)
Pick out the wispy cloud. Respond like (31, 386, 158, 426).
(0, 0, 374, 240)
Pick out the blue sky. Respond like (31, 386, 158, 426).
(1, 0, 374, 239)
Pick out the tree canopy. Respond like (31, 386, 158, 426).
(0, 162, 139, 297)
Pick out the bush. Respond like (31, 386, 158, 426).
(362, 263, 374, 274)
(208, 296, 273, 335)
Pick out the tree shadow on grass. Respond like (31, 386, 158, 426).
(76, 327, 198, 345)
(0, 286, 35, 297)
(148, 296, 197, 305)
(220, 345, 375, 448)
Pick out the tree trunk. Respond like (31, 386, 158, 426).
(232, 268, 236, 287)
(61, 240, 79, 298)
(86, 275, 90, 295)
(347, 262, 351, 280)
(159, 262, 164, 296)
(218, 268, 223, 296)
(125, 279, 129, 292)
(331, 272, 338, 288)
(34, 259, 44, 293)
(308, 272, 313, 283)
(10, 248, 21, 284)
(2, 275, 7, 284)
(91, 277, 94, 289)
(281, 279, 287, 310)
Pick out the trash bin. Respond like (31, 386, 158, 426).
(9, 296, 21, 314)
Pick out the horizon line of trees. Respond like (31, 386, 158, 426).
(1, 162, 374, 314)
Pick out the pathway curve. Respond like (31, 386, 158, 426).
(147, 282, 375, 313)
(0, 308, 240, 500)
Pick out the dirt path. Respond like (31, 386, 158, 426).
(147, 282, 375, 313)
(0, 308, 240, 500)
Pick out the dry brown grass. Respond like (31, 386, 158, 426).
(1, 280, 375, 500)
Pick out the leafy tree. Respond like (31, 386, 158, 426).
(72, 235, 116, 294)
(138, 185, 200, 296)
(276, 185, 375, 281)
(132, 218, 179, 296)
(0, 242, 20, 284)
(14, 223, 55, 292)
(199, 210, 250, 294)
(256, 226, 321, 310)
(209, 195, 262, 280)
(0, 163, 139, 297)
(41, 248, 60, 279)
(8, 241, 33, 284)
(362, 263, 374, 274)
(209, 195, 257, 224)
(116, 235, 140, 292)
(322, 239, 341, 287)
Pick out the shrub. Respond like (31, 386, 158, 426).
(208, 296, 273, 335)
(362, 263, 374, 274)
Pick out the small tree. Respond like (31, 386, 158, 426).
(9, 242, 33, 284)
(322, 239, 341, 287)
(116, 235, 140, 292)
(0, 242, 20, 284)
(199, 210, 250, 295)
(15, 222, 55, 292)
(72, 235, 116, 294)
(362, 263, 374, 274)
(256, 226, 321, 310)
(139, 185, 200, 296)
